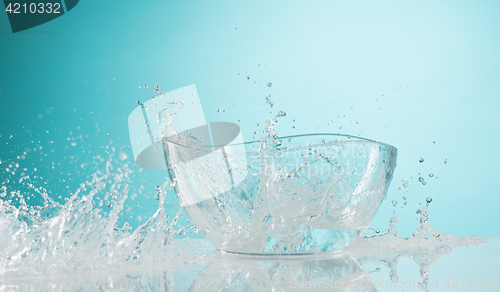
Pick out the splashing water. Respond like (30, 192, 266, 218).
(0, 150, 200, 276)
(0, 85, 486, 291)
(350, 197, 484, 291)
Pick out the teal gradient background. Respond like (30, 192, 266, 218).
(1, 0, 499, 237)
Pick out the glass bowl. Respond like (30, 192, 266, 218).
(163, 133, 397, 255)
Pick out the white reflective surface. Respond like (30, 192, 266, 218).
(1, 237, 498, 291)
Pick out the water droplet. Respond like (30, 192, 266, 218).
(246, 76, 251, 80)
(429, 173, 434, 177)
(107, 133, 110, 136)
(391, 200, 398, 207)
(426, 197, 432, 204)
(419, 158, 424, 163)
(237, 119, 241, 122)
(276, 111, 287, 117)
(418, 177, 426, 185)
(267, 82, 272, 87)
(265, 96, 274, 108)
(217, 108, 221, 113)
(389, 215, 398, 226)
(444, 158, 447, 164)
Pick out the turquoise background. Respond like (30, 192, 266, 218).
(1, 0, 499, 236)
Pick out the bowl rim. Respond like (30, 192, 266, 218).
(163, 133, 397, 157)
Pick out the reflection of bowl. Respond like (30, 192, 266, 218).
(163, 134, 397, 255)
(189, 251, 375, 292)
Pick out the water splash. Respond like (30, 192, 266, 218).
(0, 151, 196, 276)
(353, 197, 484, 291)
(0, 85, 486, 291)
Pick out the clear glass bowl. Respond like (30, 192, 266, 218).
(163, 134, 397, 255)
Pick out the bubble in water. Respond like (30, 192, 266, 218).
(267, 82, 272, 87)
(401, 181, 409, 189)
(419, 158, 424, 163)
(418, 177, 426, 185)
(426, 197, 432, 204)
(137, 216, 142, 221)
(246, 76, 251, 80)
(136, 100, 144, 107)
(105, 201, 112, 207)
(444, 158, 447, 164)
(71, 142, 77, 147)
(391, 200, 398, 207)
(217, 108, 221, 113)
(429, 173, 434, 177)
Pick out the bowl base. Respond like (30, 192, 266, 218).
(217, 228, 362, 256)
